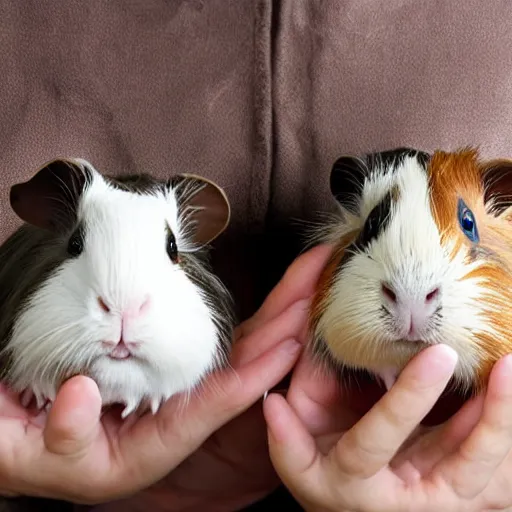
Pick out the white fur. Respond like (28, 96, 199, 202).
(7, 162, 222, 417)
(317, 154, 493, 390)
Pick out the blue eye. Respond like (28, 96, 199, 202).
(457, 198, 479, 243)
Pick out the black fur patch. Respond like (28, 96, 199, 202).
(366, 147, 431, 172)
(354, 191, 393, 251)
(329, 148, 430, 216)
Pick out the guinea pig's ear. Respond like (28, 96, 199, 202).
(10, 158, 90, 233)
(329, 155, 367, 214)
(481, 158, 512, 219)
(176, 174, 231, 246)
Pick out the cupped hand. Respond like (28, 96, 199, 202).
(264, 344, 512, 512)
(0, 244, 332, 510)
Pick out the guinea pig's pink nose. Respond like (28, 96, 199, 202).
(381, 283, 440, 307)
(381, 282, 441, 340)
(97, 295, 151, 317)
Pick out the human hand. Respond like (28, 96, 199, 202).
(263, 344, 512, 512)
(0, 244, 332, 509)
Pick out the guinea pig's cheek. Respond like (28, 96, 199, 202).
(126, 287, 219, 374)
(438, 274, 485, 376)
(317, 270, 392, 370)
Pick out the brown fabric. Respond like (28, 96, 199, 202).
(2, 1, 512, 511)
(0, 0, 273, 321)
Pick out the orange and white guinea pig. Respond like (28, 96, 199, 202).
(309, 146, 512, 393)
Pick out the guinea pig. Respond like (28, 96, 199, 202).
(308, 146, 512, 394)
(0, 158, 235, 418)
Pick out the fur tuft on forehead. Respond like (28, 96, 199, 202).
(429, 147, 482, 190)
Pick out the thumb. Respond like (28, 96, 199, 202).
(263, 393, 320, 482)
(44, 376, 102, 457)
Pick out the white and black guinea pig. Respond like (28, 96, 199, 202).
(0, 158, 235, 418)
(309, 146, 512, 394)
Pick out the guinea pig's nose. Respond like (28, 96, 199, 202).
(123, 295, 151, 318)
(97, 295, 151, 317)
(425, 287, 440, 304)
(381, 283, 397, 304)
(381, 282, 442, 339)
(97, 296, 111, 313)
(381, 283, 441, 306)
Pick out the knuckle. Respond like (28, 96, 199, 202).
(381, 398, 416, 428)
(335, 433, 383, 478)
(335, 449, 369, 477)
(490, 410, 512, 434)
(440, 456, 481, 500)
(382, 381, 430, 424)
(464, 426, 506, 467)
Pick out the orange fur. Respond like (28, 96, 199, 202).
(308, 230, 358, 356)
(429, 149, 512, 387)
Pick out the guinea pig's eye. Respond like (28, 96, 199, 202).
(166, 229, 179, 263)
(67, 229, 84, 257)
(457, 198, 479, 243)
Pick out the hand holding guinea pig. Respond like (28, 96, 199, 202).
(264, 342, 512, 512)
(0, 242, 333, 507)
(263, 147, 512, 512)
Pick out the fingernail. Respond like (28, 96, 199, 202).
(499, 353, 512, 376)
(415, 344, 458, 382)
(279, 338, 301, 355)
(291, 298, 312, 314)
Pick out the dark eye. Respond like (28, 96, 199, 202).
(67, 228, 84, 257)
(166, 229, 179, 263)
(457, 198, 479, 243)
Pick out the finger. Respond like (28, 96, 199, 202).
(391, 394, 485, 478)
(439, 393, 485, 451)
(237, 244, 332, 339)
(287, 348, 351, 436)
(231, 298, 311, 368)
(264, 393, 326, 500)
(189, 338, 302, 435)
(44, 376, 102, 457)
(436, 354, 512, 499)
(334, 344, 458, 479)
(121, 338, 302, 482)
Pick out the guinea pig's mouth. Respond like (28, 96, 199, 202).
(102, 340, 138, 360)
(108, 351, 132, 360)
(394, 337, 433, 346)
(395, 338, 431, 345)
